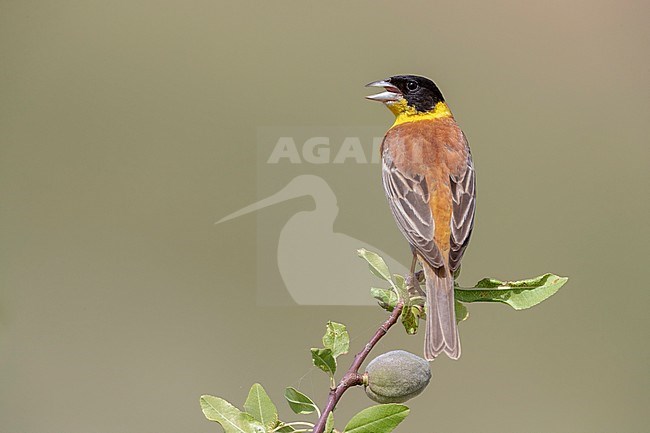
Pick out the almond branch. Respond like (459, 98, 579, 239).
(312, 301, 404, 433)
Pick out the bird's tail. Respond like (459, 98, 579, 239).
(423, 263, 460, 360)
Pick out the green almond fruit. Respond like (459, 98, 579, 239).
(364, 350, 431, 403)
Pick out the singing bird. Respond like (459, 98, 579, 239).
(366, 75, 476, 360)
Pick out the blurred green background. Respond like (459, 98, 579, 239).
(1, 1, 648, 432)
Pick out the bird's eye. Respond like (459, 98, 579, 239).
(406, 81, 419, 92)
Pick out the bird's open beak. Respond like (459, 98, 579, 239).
(365, 80, 402, 103)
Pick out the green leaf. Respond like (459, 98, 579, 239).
(357, 249, 392, 282)
(392, 274, 419, 333)
(325, 412, 334, 433)
(343, 404, 409, 433)
(392, 274, 410, 305)
(455, 300, 469, 323)
(322, 321, 350, 359)
(455, 273, 568, 310)
(370, 287, 397, 311)
(284, 387, 318, 415)
(311, 347, 337, 376)
(274, 424, 295, 433)
(200, 395, 266, 433)
(243, 384, 278, 430)
(401, 306, 421, 335)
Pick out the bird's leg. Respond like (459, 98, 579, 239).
(406, 250, 425, 298)
(410, 252, 417, 275)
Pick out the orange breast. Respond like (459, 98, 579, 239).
(382, 117, 468, 258)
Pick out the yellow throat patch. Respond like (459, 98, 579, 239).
(388, 100, 453, 128)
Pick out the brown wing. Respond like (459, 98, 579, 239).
(449, 139, 476, 272)
(382, 150, 444, 268)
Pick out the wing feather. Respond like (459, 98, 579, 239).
(449, 144, 476, 272)
(382, 151, 444, 268)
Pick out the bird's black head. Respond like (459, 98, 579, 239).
(365, 75, 445, 113)
(388, 75, 445, 112)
